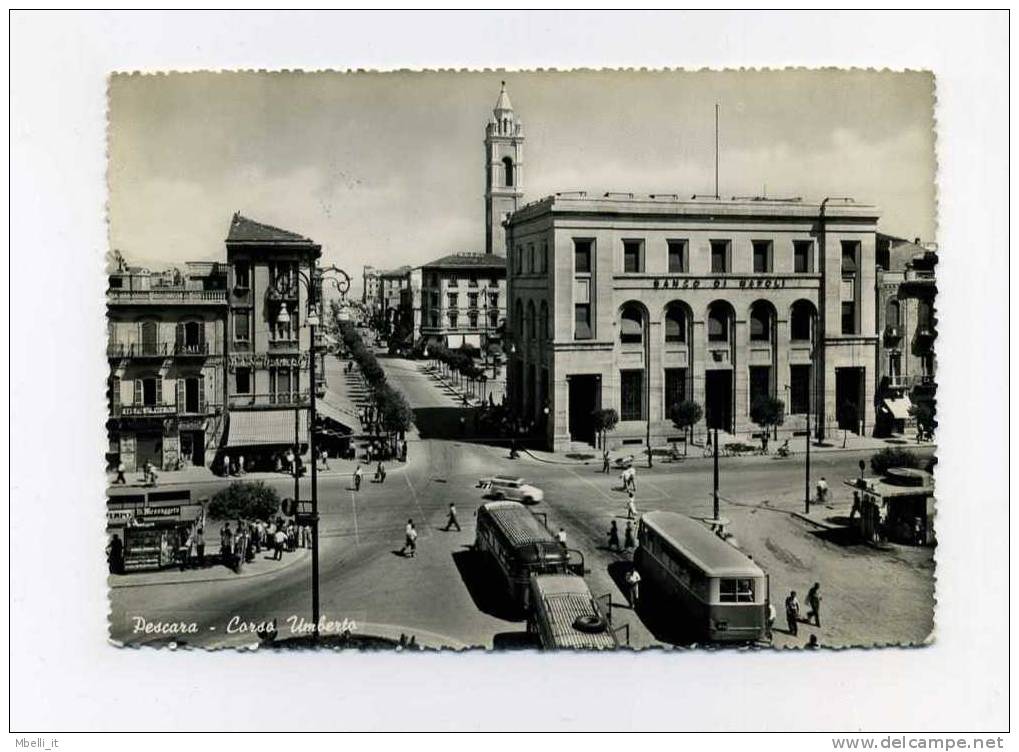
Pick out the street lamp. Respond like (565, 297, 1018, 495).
(271, 263, 349, 643)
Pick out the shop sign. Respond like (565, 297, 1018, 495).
(230, 353, 309, 370)
(652, 276, 792, 291)
(140, 505, 182, 518)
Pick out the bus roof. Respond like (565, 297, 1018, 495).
(481, 501, 556, 548)
(641, 511, 765, 578)
(531, 575, 617, 650)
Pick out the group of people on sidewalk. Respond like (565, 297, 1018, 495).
(110, 460, 158, 487)
(778, 582, 823, 641)
(208, 517, 312, 572)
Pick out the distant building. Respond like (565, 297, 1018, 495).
(106, 261, 228, 471)
(222, 213, 321, 465)
(485, 82, 524, 257)
(362, 265, 380, 309)
(505, 193, 880, 452)
(379, 266, 412, 336)
(874, 234, 937, 436)
(418, 253, 507, 353)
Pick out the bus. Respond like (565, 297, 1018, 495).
(635, 511, 769, 643)
(528, 574, 619, 650)
(474, 501, 575, 610)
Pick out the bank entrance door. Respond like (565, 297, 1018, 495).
(835, 367, 865, 435)
(705, 369, 733, 432)
(568, 375, 600, 446)
(135, 432, 163, 470)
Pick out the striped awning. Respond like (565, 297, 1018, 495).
(315, 400, 354, 435)
(882, 397, 912, 420)
(227, 409, 308, 448)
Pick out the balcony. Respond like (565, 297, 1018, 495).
(175, 341, 210, 357)
(230, 392, 309, 409)
(108, 342, 170, 359)
(115, 403, 177, 418)
(268, 339, 300, 353)
(107, 289, 227, 305)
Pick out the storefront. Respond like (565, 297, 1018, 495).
(107, 490, 205, 572)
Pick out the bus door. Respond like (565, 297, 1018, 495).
(566, 549, 586, 576)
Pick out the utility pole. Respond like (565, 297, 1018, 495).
(713, 427, 720, 521)
(714, 103, 720, 200)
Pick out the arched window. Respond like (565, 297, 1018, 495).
(503, 156, 514, 188)
(707, 302, 731, 343)
(749, 301, 774, 342)
(527, 301, 536, 340)
(790, 300, 816, 342)
(514, 299, 524, 337)
(620, 303, 644, 344)
(664, 304, 687, 344)
(886, 299, 901, 328)
(539, 301, 549, 341)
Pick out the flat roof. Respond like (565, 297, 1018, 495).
(641, 511, 765, 578)
(507, 193, 879, 225)
(482, 501, 555, 548)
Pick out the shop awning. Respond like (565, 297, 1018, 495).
(315, 399, 354, 435)
(883, 397, 912, 420)
(226, 409, 308, 448)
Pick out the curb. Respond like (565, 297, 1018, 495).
(109, 548, 312, 589)
(107, 461, 414, 492)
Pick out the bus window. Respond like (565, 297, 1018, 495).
(720, 578, 756, 603)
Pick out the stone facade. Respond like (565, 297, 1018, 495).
(505, 194, 880, 452)
(418, 254, 507, 352)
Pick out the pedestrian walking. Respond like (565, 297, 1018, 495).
(623, 520, 636, 551)
(607, 520, 621, 552)
(785, 591, 800, 636)
(556, 527, 567, 549)
(113, 461, 126, 485)
(400, 519, 417, 557)
(106, 534, 124, 575)
(806, 582, 822, 627)
(273, 528, 286, 560)
(222, 453, 231, 477)
(767, 602, 777, 639)
(400, 440, 408, 462)
(602, 449, 611, 474)
(626, 567, 642, 607)
(220, 524, 233, 561)
(849, 490, 861, 521)
(196, 527, 205, 566)
(816, 476, 829, 506)
(237, 455, 245, 475)
(375, 461, 386, 484)
(626, 491, 637, 520)
(320, 448, 330, 471)
(353, 463, 363, 491)
(443, 503, 461, 532)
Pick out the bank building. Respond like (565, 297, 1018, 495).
(504, 193, 879, 452)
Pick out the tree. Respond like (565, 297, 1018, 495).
(837, 400, 859, 448)
(669, 400, 704, 455)
(590, 408, 619, 450)
(870, 447, 921, 475)
(208, 481, 281, 522)
(749, 396, 785, 450)
(379, 386, 414, 451)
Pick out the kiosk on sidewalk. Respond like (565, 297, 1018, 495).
(845, 468, 935, 547)
(107, 490, 206, 572)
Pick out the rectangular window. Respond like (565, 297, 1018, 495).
(842, 301, 856, 335)
(667, 240, 688, 273)
(527, 245, 535, 273)
(622, 240, 644, 273)
(710, 240, 730, 273)
(234, 263, 250, 289)
(752, 240, 772, 273)
(841, 241, 859, 274)
(447, 293, 458, 309)
(468, 311, 478, 328)
(235, 367, 251, 395)
(448, 277, 458, 287)
(448, 311, 458, 328)
(540, 243, 548, 273)
(574, 304, 592, 340)
(468, 277, 477, 287)
(793, 240, 813, 273)
(719, 578, 756, 603)
(620, 369, 644, 421)
(574, 240, 593, 274)
(142, 377, 159, 406)
(233, 309, 250, 341)
(514, 246, 523, 275)
(488, 292, 499, 308)
(664, 368, 686, 412)
(749, 366, 771, 407)
(789, 365, 811, 414)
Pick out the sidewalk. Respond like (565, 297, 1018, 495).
(109, 546, 311, 588)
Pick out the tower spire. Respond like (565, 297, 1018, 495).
(494, 80, 513, 115)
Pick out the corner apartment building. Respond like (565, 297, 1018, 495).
(417, 253, 507, 352)
(504, 193, 879, 452)
(106, 261, 228, 471)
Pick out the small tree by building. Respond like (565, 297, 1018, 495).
(590, 408, 619, 450)
(749, 396, 785, 451)
(837, 400, 859, 449)
(909, 401, 936, 441)
(668, 400, 704, 455)
(869, 447, 921, 475)
(208, 481, 281, 522)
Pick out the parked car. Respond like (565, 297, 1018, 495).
(478, 475, 544, 504)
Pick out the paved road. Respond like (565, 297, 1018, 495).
(109, 355, 935, 650)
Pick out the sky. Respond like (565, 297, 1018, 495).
(108, 69, 936, 295)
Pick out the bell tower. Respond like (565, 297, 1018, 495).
(485, 81, 524, 256)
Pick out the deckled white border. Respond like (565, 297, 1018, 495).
(9, 10, 1009, 735)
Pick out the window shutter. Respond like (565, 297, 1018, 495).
(176, 379, 184, 410)
(176, 323, 184, 347)
(199, 374, 206, 412)
(156, 378, 163, 405)
(110, 377, 121, 410)
(133, 379, 141, 405)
